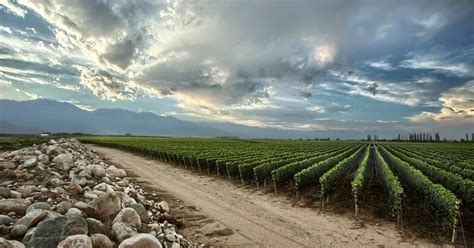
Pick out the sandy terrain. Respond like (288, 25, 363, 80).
(89, 145, 441, 247)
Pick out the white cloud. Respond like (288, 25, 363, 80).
(329, 70, 437, 107)
(24, 91, 41, 99)
(77, 66, 137, 101)
(313, 45, 336, 69)
(0, 0, 27, 17)
(408, 80, 474, 123)
(0, 26, 12, 34)
(366, 60, 394, 71)
(400, 56, 472, 76)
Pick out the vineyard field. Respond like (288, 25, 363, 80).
(79, 136, 474, 245)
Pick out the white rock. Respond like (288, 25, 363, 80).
(37, 154, 49, 164)
(113, 208, 141, 228)
(90, 164, 106, 178)
(157, 201, 170, 213)
(57, 234, 92, 248)
(118, 233, 162, 248)
(106, 166, 127, 178)
(52, 153, 74, 170)
(23, 157, 38, 168)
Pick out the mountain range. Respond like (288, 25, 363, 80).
(0, 99, 369, 139)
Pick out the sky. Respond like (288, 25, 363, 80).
(0, 0, 473, 138)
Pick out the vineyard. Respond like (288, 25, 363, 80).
(79, 136, 474, 245)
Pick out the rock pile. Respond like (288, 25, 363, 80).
(0, 138, 194, 248)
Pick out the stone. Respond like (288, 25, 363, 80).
(66, 208, 83, 216)
(10, 191, 22, 199)
(38, 154, 49, 164)
(0, 199, 31, 215)
(0, 237, 25, 248)
(86, 218, 105, 235)
(18, 185, 37, 198)
(53, 153, 74, 170)
(71, 173, 88, 186)
(57, 234, 92, 248)
(106, 166, 127, 178)
(118, 233, 163, 248)
(26, 202, 52, 213)
(90, 164, 106, 178)
(112, 221, 138, 243)
(0, 187, 11, 198)
(49, 177, 64, 186)
(73, 201, 90, 211)
(88, 192, 122, 222)
(55, 201, 73, 214)
(90, 233, 113, 248)
(0, 161, 16, 170)
(0, 214, 13, 225)
(129, 203, 151, 223)
(171, 243, 180, 248)
(11, 210, 48, 237)
(84, 191, 98, 200)
(113, 208, 141, 228)
(157, 201, 170, 213)
(23, 157, 38, 168)
(68, 182, 83, 197)
(93, 183, 114, 193)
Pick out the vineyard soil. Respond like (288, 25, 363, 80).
(89, 144, 443, 247)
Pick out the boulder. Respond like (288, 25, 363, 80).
(26, 202, 52, 213)
(113, 208, 141, 228)
(88, 192, 122, 222)
(55, 201, 73, 214)
(38, 154, 49, 164)
(53, 153, 74, 170)
(10, 210, 49, 237)
(0, 199, 31, 215)
(157, 201, 170, 213)
(90, 233, 113, 248)
(23, 157, 38, 168)
(0, 187, 11, 198)
(0, 214, 14, 225)
(112, 221, 138, 243)
(18, 185, 37, 198)
(68, 182, 83, 197)
(106, 166, 127, 178)
(129, 203, 151, 223)
(86, 218, 105, 235)
(118, 233, 162, 248)
(57, 234, 92, 248)
(0, 161, 16, 170)
(0, 237, 25, 248)
(90, 164, 106, 178)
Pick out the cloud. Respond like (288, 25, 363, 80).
(299, 91, 312, 100)
(24, 91, 41, 99)
(0, 0, 27, 17)
(77, 66, 137, 101)
(1, 0, 473, 132)
(328, 70, 438, 106)
(0, 25, 12, 34)
(307, 103, 352, 114)
(400, 56, 472, 76)
(408, 80, 474, 123)
(366, 60, 394, 71)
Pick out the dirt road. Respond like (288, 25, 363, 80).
(89, 145, 438, 247)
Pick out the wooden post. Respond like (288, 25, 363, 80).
(354, 195, 359, 217)
(451, 203, 460, 244)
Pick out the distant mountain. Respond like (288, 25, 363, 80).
(0, 121, 44, 134)
(0, 99, 229, 137)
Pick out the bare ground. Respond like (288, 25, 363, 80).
(89, 145, 448, 248)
